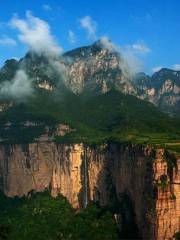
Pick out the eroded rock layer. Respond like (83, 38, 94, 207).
(0, 142, 179, 239)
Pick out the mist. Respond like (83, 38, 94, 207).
(99, 37, 142, 80)
(0, 11, 69, 99)
(0, 70, 33, 99)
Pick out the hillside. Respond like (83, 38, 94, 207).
(0, 40, 179, 145)
(0, 87, 179, 145)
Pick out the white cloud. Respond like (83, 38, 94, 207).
(42, 4, 52, 11)
(132, 42, 151, 54)
(120, 46, 143, 75)
(79, 15, 97, 40)
(99, 37, 117, 52)
(0, 70, 33, 98)
(0, 35, 17, 46)
(152, 66, 162, 73)
(172, 64, 180, 71)
(100, 37, 142, 75)
(68, 30, 76, 44)
(10, 11, 63, 56)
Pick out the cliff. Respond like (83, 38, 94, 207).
(0, 142, 179, 239)
(64, 40, 136, 95)
(134, 69, 180, 116)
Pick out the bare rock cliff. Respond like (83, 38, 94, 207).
(0, 142, 179, 239)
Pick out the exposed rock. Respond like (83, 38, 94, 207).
(134, 68, 180, 115)
(153, 149, 180, 239)
(55, 124, 74, 136)
(1, 42, 179, 115)
(0, 101, 13, 112)
(64, 40, 137, 95)
(38, 81, 54, 91)
(0, 142, 179, 239)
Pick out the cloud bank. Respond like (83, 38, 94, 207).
(0, 70, 33, 99)
(10, 11, 63, 57)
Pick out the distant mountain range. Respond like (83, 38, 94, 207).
(134, 69, 180, 116)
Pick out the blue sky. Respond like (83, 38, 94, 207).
(0, 0, 180, 74)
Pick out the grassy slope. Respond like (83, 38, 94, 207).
(0, 88, 179, 145)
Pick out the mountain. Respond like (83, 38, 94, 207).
(63, 40, 137, 95)
(134, 68, 180, 116)
(0, 40, 137, 96)
(0, 41, 180, 240)
(0, 40, 179, 144)
(1, 40, 179, 117)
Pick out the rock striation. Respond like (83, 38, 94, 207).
(1, 41, 180, 116)
(64, 40, 136, 95)
(134, 69, 180, 116)
(0, 142, 179, 239)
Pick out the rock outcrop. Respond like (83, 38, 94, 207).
(9, 40, 136, 96)
(0, 142, 179, 239)
(64, 40, 136, 95)
(153, 149, 180, 239)
(134, 69, 180, 116)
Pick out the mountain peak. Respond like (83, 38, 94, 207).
(93, 37, 117, 52)
(64, 38, 117, 59)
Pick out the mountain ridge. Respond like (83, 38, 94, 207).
(0, 40, 179, 144)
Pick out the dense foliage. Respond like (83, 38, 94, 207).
(0, 191, 118, 240)
(174, 232, 180, 240)
(0, 88, 179, 145)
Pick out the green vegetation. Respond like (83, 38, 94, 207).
(157, 175, 168, 190)
(0, 88, 179, 145)
(163, 150, 177, 180)
(165, 144, 180, 155)
(174, 232, 180, 240)
(169, 193, 176, 200)
(0, 59, 18, 84)
(0, 191, 118, 240)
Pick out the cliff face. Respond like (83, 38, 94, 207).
(9, 40, 136, 96)
(153, 149, 180, 239)
(0, 142, 179, 239)
(64, 40, 136, 95)
(134, 69, 180, 116)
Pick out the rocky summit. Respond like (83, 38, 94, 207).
(0, 40, 179, 116)
(63, 40, 136, 95)
(134, 68, 180, 116)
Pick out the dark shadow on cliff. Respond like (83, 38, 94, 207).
(118, 192, 141, 239)
(106, 170, 141, 239)
(88, 144, 142, 240)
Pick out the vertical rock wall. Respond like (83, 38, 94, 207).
(0, 142, 179, 239)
